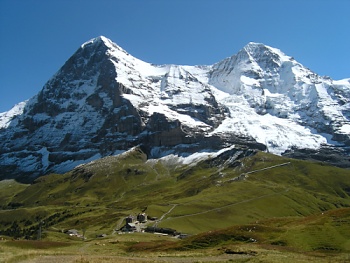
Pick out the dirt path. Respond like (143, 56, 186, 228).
(243, 162, 291, 176)
(153, 204, 178, 227)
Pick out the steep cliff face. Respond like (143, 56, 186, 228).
(0, 36, 349, 181)
(0, 37, 138, 179)
(0, 37, 230, 181)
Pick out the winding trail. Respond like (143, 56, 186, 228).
(243, 162, 291, 176)
(153, 204, 178, 227)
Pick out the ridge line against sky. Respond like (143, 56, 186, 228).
(0, 0, 349, 113)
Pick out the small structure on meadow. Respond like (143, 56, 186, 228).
(125, 215, 135, 224)
(137, 213, 147, 223)
(66, 229, 84, 238)
(66, 229, 78, 236)
(124, 223, 137, 232)
(145, 226, 178, 236)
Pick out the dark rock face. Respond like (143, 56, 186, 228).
(145, 113, 187, 147)
(170, 102, 229, 128)
(0, 39, 136, 181)
(282, 146, 350, 169)
(0, 38, 241, 182)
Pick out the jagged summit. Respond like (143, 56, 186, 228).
(79, 35, 135, 67)
(243, 42, 289, 59)
(81, 35, 110, 47)
(242, 41, 273, 57)
(1, 37, 349, 181)
(81, 35, 124, 52)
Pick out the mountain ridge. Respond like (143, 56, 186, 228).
(0, 36, 349, 181)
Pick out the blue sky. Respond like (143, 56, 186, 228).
(0, 0, 349, 113)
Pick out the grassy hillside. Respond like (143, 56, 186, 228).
(1, 148, 350, 261)
(0, 179, 29, 208)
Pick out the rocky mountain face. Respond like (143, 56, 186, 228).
(1, 36, 349, 181)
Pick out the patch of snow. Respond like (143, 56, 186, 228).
(151, 145, 237, 167)
(339, 124, 350, 134)
(55, 153, 102, 173)
(334, 78, 350, 85)
(0, 101, 27, 129)
(210, 97, 327, 154)
(240, 75, 260, 87)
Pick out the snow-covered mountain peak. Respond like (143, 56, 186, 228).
(82, 35, 117, 49)
(243, 41, 270, 56)
(243, 42, 290, 59)
(81, 36, 104, 47)
(0, 37, 349, 181)
(80, 35, 134, 64)
(209, 42, 291, 85)
(240, 42, 293, 72)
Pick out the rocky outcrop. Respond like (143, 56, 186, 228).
(282, 146, 350, 168)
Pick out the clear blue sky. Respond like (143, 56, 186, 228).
(1, 0, 349, 113)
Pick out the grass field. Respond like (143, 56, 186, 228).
(1, 148, 350, 262)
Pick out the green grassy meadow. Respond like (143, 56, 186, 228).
(1, 148, 350, 262)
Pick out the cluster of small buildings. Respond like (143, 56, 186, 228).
(119, 212, 186, 238)
(65, 229, 84, 239)
(64, 212, 187, 239)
